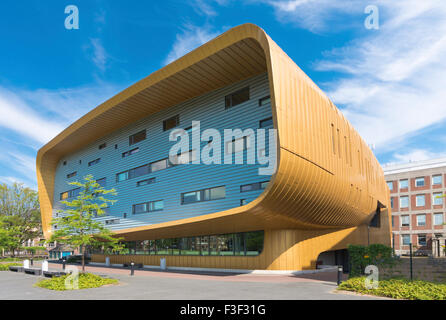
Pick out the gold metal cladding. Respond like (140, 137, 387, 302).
(37, 23, 391, 248)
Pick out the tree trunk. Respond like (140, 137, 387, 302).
(81, 245, 85, 273)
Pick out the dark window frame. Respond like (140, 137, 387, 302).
(163, 115, 180, 131)
(258, 95, 271, 106)
(129, 130, 146, 146)
(132, 200, 164, 214)
(88, 158, 101, 167)
(67, 172, 77, 179)
(259, 117, 273, 128)
(225, 87, 250, 109)
(181, 186, 226, 205)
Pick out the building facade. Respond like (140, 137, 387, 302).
(37, 24, 391, 271)
(384, 158, 446, 256)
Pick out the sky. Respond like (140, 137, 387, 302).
(0, 0, 445, 190)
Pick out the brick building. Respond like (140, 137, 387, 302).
(384, 158, 446, 256)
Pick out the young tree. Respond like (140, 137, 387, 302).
(0, 216, 22, 256)
(49, 175, 123, 272)
(0, 183, 41, 256)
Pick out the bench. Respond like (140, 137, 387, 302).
(9, 266, 24, 272)
(123, 263, 143, 269)
(43, 270, 67, 278)
(24, 268, 42, 276)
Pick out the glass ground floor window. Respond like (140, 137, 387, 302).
(96, 231, 264, 256)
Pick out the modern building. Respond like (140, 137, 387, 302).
(37, 23, 391, 271)
(384, 158, 446, 256)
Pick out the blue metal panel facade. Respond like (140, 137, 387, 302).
(53, 73, 273, 231)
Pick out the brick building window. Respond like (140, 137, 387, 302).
(402, 234, 410, 245)
(400, 179, 408, 189)
(415, 177, 425, 187)
(400, 196, 409, 208)
(433, 192, 443, 205)
(401, 215, 410, 227)
(418, 234, 427, 246)
(387, 181, 393, 191)
(433, 175, 442, 185)
(434, 213, 444, 225)
(416, 194, 425, 207)
(416, 214, 426, 226)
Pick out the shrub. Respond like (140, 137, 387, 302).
(348, 244, 398, 277)
(0, 263, 21, 271)
(35, 272, 118, 291)
(338, 277, 446, 300)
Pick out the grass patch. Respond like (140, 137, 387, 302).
(338, 277, 446, 300)
(35, 273, 118, 291)
(0, 263, 21, 271)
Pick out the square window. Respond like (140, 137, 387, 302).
(387, 181, 393, 191)
(129, 130, 146, 145)
(433, 193, 443, 205)
(416, 195, 425, 207)
(415, 177, 425, 187)
(151, 159, 168, 172)
(434, 213, 444, 225)
(416, 214, 426, 226)
(433, 175, 442, 185)
(418, 234, 427, 246)
(401, 215, 410, 227)
(163, 115, 180, 131)
(225, 87, 249, 109)
(402, 234, 411, 245)
(399, 179, 408, 189)
(400, 196, 409, 208)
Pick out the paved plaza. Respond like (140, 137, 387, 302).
(0, 263, 385, 300)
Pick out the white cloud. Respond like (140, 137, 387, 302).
(0, 88, 64, 144)
(265, 0, 361, 33)
(309, 0, 446, 152)
(164, 24, 225, 65)
(90, 38, 108, 71)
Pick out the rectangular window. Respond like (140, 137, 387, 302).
(122, 148, 139, 158)
(60, 188, 80, 200)
(105, 219, 119, 225)
(434, 213, 444, 225)
(129, 130, 146, 145)
(225, 87, 249, 109)
(433, 192, 443, 205)
(416, 214, 426, 226)
(240, 199, 247, 206)
(88, 158, 101, 167)
(390, 197, 394, 209)
(259, 95, 270, 106)
(399, 179, 408, 189)
(401, 215, 410, 227)
(225, 136, 251, 154)
(418, 234, 427, 246)
(137, 178, 156, 187)
(181, 186, 226, 205)
(169, 150, 197, 165)
(132, 200, 164, 214)
(67, 172, 77, 179)
(98, 143, 107, 150)
(259, 117, 273, 128)
(402, 234, 411, 245)
(391, 216, 394, 227)
(163, 115, 180, 131)
(415, 177, 425, 187)
(387, 181, 393, 191)
(433, 175, 442, 185)
(240, 181, 269, 193)
(97, 177, 107, 187)
(151, 159, 169, 172)
(416, 194, 426, 207)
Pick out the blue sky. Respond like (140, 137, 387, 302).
(1, 0, 445, 190)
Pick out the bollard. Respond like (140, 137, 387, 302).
(62, 258, 66, 271)
(130, 262, 135, 276)
(337, 265, 343, 285)
(31, 258, 34, 266)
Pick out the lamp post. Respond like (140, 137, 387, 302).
(409, 242, 413, 281)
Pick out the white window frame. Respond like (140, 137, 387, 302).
(400, 196, 409, 208)
(416, 194, 425, 207)
(433, 192, 443, 206)
(399, 179, 408, 189)
(434, 213, 444, 226)
(415, 177, 425, 187)
(416, 214, 426, 226)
